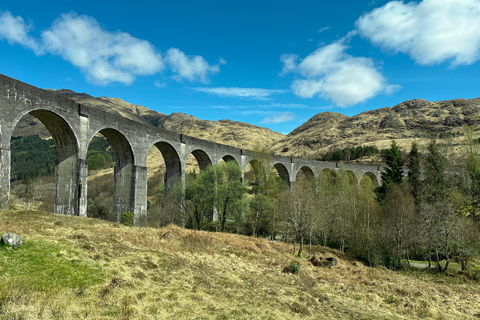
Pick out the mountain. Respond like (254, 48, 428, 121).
(272, 98, 480, 162)
(12, 89, 284, 151)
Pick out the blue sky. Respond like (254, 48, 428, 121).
(1, 0, 480, 134)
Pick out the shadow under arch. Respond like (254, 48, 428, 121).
(190, 149, 212, 171)
(220, 154, 238, 164)
(88, 128, 135, 222)
(296, 166, 315, 181)
(153, 141, 182, 197)
(360, 172, 379, 187)
(273, 162, 290, 187)
(14, 109, 79, 215)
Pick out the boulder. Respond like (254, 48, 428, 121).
(1, 233, 22, 249)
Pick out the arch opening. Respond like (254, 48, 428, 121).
(345, 170, 358, 186)
(296, 166, 315, 182)
(9, 110, 78, 215)
(86, 128, 134, 222)
(273, 163, 290, 187)
(361, 172, 379, 187)
(145, 141, 182, 228)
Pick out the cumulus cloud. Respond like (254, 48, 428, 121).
(356, 0, 480, 66)
(282, 43, 397, 106)
(0, 11, 39, 52)
(193, 87, 288, 100)
(260, 111, 295, 124)
(41, 13, 163, 85)
(0, 11, 223, 85)
(165, 48, 224, 83)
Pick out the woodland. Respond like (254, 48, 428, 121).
(9, 128, 480, 274)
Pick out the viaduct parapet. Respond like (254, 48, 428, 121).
(0, 74, 382, 226)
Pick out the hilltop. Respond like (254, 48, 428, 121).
(272, 98, 480, 161)
(1, 209, 479, 319)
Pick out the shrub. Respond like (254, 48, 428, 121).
(288, 260, 301, 274)
(120, 211, 134, 226)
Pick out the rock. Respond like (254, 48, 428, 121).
(1, 233, 22, 249)
(310, 254, 337, 268)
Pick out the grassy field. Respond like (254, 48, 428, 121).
(1, 209, 480, 319)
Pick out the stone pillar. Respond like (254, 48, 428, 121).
(77, 159, 88, 217)
(54, 155, 78, 215)
(132, 165, 148, 227)
(113, 164, 134, 222)
(0, 148, 11, 209)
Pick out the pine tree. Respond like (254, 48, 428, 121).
(376, 140, 404, 203)
(407, 141, 421, 205)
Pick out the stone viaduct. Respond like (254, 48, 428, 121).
(0, 74, 382, 226)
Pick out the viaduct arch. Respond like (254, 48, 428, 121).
(0, 74, 382, 226)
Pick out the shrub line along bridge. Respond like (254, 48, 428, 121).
(0, 74, 381, 226)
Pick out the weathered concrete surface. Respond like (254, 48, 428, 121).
(0, 73, 382, 226)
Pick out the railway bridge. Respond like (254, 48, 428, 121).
(0, 74, 382, 226)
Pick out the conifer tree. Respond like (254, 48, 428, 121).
(376, 140, 404, 203)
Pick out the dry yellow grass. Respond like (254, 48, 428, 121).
(1, 209, 480, 319)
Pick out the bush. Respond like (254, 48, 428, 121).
(120, 211, 134, 226)
(288, 260, 301, 274)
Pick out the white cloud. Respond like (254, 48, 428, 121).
(356, 0, 480, 66)
(318, 26, 330, 33)
(165, 48, 224, 83)
(0, 11, 223, 85)
(41, 13, 163, 85)
(260, 111, 295, 124)
(154, 80, 166, 88)
(282, 43, 397, 106)
(193, 87, 288, 100)
(0, 11, 39, 52)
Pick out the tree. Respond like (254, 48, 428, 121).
(419, 138, 458, 272)
(383, 184, 415, 270)
(376, 140, 404, 203)
(213, 161, 244, 232)
(407, 141, 421, 205)
(462, 126, 480, 221)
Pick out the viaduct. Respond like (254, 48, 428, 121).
(0, 74, 382, 226)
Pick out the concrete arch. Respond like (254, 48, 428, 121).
(220, 154, 238, 164)
(88, 128, 134, 168)
(360, 172, 379, 187)
(345, 170, 358, 186)
(273, 162, 290, 186)
(13, 109, 80, 216)
(190, 149, 212, 171)
(87, 128, 135, 222)
(153, 141, 182, 196)
(296, 166, 315, 181)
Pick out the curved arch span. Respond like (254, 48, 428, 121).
(14, 109, 79, 215)
(296, 166, 315, 181)
(190, 149, 212, 171)
(273, 162, 290, 186)
(361, 172, 379, 187)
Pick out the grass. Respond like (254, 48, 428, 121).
(1, 209, 480, 319)
(409, 259, 480, 271)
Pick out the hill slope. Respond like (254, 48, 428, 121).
(1, 209, 479, 319)
(272, 98, 480, 160)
